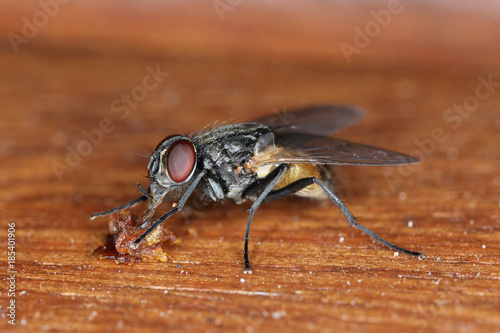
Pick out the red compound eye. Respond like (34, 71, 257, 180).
(166, 139, 196, 183)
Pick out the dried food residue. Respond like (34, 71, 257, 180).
(93, 210, 176, 263)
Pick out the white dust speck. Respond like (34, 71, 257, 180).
(88, 311, 98, 321)
(271, 311, 286, 319)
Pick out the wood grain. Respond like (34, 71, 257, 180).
(1, 1, 499, 332)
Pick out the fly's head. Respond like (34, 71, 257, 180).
(142, 135, 198, 224)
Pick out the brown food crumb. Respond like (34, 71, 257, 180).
(93, 210, 176, 263)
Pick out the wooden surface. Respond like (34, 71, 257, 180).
(1, 1, 500, 332)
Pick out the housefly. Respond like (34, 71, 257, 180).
(91, 105, 425, 272)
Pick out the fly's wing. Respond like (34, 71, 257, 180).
(251, 104, 364, 136)
(253, 133, 419, 167)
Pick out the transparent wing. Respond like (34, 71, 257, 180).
(251, 104, 364, 136)
(253, 133, 419, 167)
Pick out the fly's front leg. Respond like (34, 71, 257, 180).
(91, 182, 153, 219)
(90, 195, 148, 219)
(243, 164, 289, 273)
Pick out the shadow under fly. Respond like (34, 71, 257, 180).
(91, 104, 425, 272)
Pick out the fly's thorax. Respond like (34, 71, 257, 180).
(189, 123, 274, 203)
(191, 123, 272, 160)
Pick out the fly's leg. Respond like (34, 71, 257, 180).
(263, 177, 425, 259)
(243, 164, 289, 273)
(90, 195, 148, 219)
(90, 182, 154, 219)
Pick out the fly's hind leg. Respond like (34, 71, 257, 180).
(263, 177, 425, 259)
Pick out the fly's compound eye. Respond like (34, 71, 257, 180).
(165, 139, 196, 183)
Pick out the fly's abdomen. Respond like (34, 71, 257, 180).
(247, 142, 332, 200)
(276, 164, 331, 199)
